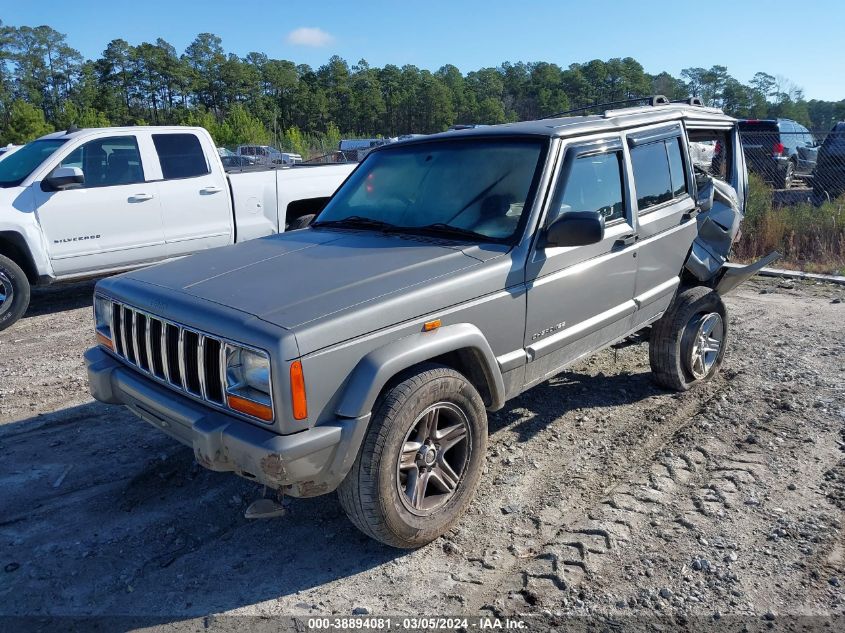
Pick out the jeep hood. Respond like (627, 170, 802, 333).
(121, 229, 507, 351)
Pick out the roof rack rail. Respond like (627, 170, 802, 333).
(672, 97, 704, 106)
(541, 95, 670, 120)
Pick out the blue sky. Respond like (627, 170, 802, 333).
(2, 0, 843, 100)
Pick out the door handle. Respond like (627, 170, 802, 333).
(200, 186, 223, 194)
(614, 234, 638, 247)
(128, 193, 154, 202)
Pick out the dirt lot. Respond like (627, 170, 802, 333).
(1, 277, 843, 630)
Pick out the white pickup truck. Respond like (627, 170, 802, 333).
(0, 126, 356, 330)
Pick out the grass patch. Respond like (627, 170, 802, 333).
(733, 174, 845, 275)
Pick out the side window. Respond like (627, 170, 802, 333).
(666, 137, 687, 197)
(152, 133, 210, 180)
(59, 136, 144, 188)
(630, 141, 673, 211)
(557, 151, 625, 222)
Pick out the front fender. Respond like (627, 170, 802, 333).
(335, 323, 506, 419)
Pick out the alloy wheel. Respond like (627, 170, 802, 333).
(396, 402, 471, 515)
(0, 272, 14, 317)
(685, 312, 724, 380)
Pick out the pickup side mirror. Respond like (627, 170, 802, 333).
(44, 166, 84, 191)
(545, 210, 605, 247)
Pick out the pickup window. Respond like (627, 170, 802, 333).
(0, 139, 67, 188)
(152, 133, 210, 179)
(60, 136, 144, 188)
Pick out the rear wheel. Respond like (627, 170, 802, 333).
(778, 160, 796, 189)
(0, 254, 31, 332)
(649, 286, 727, 391)
(337, 364, 487, 548)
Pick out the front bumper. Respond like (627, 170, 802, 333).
(85, 347, 369, 496)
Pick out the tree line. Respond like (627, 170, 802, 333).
(1, 21, 844, 155)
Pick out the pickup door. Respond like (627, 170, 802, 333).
(33, 133, 166, 276)
(151, 132, 233, 257)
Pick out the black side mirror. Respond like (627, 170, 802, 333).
(44, 166, 85, 191)
(545, 210, 605, 247)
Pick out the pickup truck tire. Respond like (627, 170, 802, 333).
(287, 214, 315, 230)
(337, 363, 487, 548)
(649, 286, 727, 391)
(0, 254, 30, 332)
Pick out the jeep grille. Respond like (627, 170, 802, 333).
(108, 300, 225, 406)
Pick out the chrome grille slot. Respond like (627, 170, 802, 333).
(148, 318, 165, 378)
(183, 330, 202, 395)
(165, 324, 181, 386)
(107, 300, 239, 414)
(203, 337, 224, 403)
(113, 305, 124, 356)
(122, 306, 136, 364)
(135, 313, 149, 371)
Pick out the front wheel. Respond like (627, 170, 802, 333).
(337, 364, 488, 548)
(649, 286, 727, 391)
(0, 254, 31, 332)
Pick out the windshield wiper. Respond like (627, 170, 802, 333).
(402, 223, 493, 242)
(311, 215, 399, 232)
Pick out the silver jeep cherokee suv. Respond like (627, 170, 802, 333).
(86, 97, 774, 548)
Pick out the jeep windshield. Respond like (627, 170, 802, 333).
(0, 138, 68, 188)
(314, 138, 547, 242)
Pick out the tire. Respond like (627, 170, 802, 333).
(0, 254, 31, 332)
(649, 286, 727, 392)
(286, 214, 315, 231)
(337, 364, 488, 548)
(777, 161, 795, 189)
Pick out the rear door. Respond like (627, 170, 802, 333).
(627, 125, 698, 329)
(523, 135, 638, 387)
(33, 132, 166, 276)
(152, 131, 233, 257)
(794, 124, 818, 174)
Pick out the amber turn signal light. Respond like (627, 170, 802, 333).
(290, 360, 308, 420)
(96, 332, 114, 350)
(227, 394, 273, 421)
(423, 319, 442, 332)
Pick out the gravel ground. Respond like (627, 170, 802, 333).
(0, 276, 843, 631)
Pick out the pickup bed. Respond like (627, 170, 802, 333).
(0, 126, 355, 330)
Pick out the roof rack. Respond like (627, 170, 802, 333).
(540, 94, 708, 120)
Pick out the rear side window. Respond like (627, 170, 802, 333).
(558, 151, 625, 222)
(630, 138, 687, 211)
(153, 134, 209, 179)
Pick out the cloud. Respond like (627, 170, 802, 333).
(285, 27, 335, 47)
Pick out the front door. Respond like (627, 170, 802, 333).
(33, 134, 166, 276)
(523, 136, 638, 388)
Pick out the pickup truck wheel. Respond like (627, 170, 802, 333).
(337, 364, 487, 548)
(0, 254, 30, 332)
(649, 286, 727, 391)
(287, 214, 315, 230)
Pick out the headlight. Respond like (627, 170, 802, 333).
(93, 296, 113, 349)
(225, 345, 273, 413)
